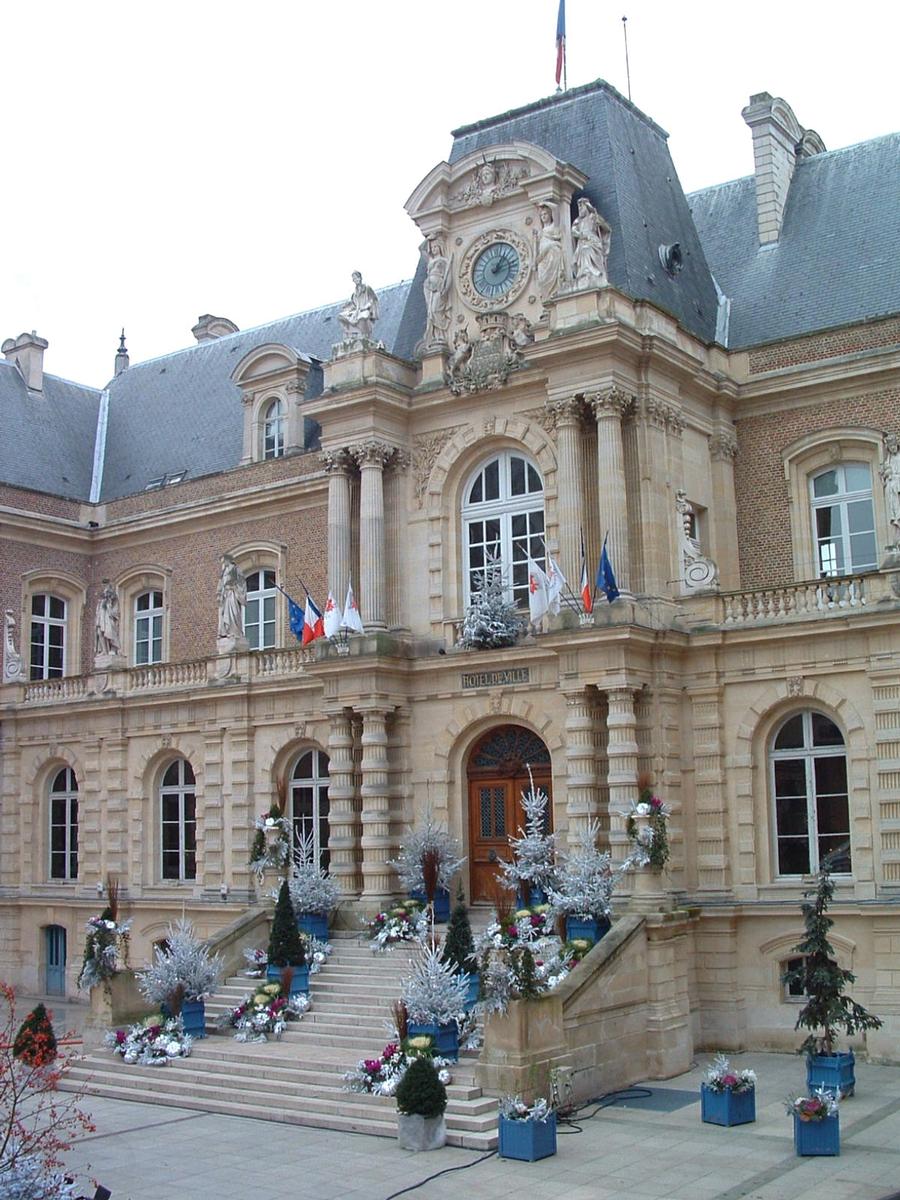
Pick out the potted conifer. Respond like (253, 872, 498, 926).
(267, 880, 309, 997)
(402, 945, 469, 1060)
(12, 1002, 58, 1067)
(288, 831, 341, 941)
(395, 1055, 448, 1151)
(136, 919, 223, 1039)
(548, 818, 620, 944)
(440, 885, 479, 1009)
(782, 854, 882, 1097)
(391, 815, 466, 924)
(497, 768, 558, 908)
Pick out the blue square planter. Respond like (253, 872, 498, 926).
(700, 1084, 756, 1126)
(565, 915, 611, 945)
(407, 1020, 459, 1061)
(180, 999, 207, 1039)
(266, 963, 310, 996)
(410, 889, 450, 923)
(794, 1112, 840, 1156)
(516, 886, 547, 909)
(807, 1051, 855, 1098)
(296, 911, 329, 941)
(463, 972, 480, 1010)
(498, 1112, 557, 1161)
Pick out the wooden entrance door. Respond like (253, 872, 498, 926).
(467, 725, 551, 903)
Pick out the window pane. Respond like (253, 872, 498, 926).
(816, 793, 849, 835)
(811, 714, 843, 747)
(162, 851, 180, 880)
(49, 597, 66, 620)
(294, 753, 313, 780)
(162, 795, 180, 822)
(468, 475, 483, 504)
(511, 513, 526, 537)
(778, 837, 810, 875)
(294, 787, 314, 818)
(484, 459, 499, 501)
(775, 715, 804, 749)
(51, 825, 67, 853)
(774, 759, 807, 799)
(510, 456, 526, 495)
(526, 464, 542, 493)
(162, 762, 180, 787)
(820, 839, 852, 873)
(32, 595, 45, 616)
(813, 471, 839, 498)
(814, 755, 847, 795)
(183, 762, 195, 785)
(844, 464, 871, 492)
(847, 499, 874, 534)
(161, 822, 180, 852)
(849, 531, 877, 570)
(816, 506, 841, 537)
(776, 795, 809, 836)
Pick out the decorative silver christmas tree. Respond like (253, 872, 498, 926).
(136, 919, 223, 1005)
(287, 831, 342, 914)
(457, 555, 525, 650)
(549, 819, 627, 920)
(401, 944, 470, 1026)
(497, 767, 558, 896)
(390, 813, 466, 895)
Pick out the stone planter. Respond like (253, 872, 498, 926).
(794, 1112, 840, 1156)
(180, 998, 207, 1040)
(806, 1051, 855, 1098)
(565, 915, 611, 945)
(397, 1112, 447, 1151)
(266, 963, 310, 996)
(296, 911, 329, 941)
(410, 888, 450, 923)
(498, 1112, 557, 1161)
(700, 1084, 755, 1126)
(407, 1020, 459, 1060)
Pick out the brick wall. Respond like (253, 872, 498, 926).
(748, 315, 900, 374)
(0, 484, 82, 518)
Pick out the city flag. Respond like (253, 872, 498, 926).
(301, 594, 325, 644)
(286, 593, 305, 642)
(580, 528, 593, 613)
(546, 555, 567, 616)
(527, 559, 551, 624)
(596, 535, 620, 603)
(555, 0, 566, 87)
(323, 591, 342, 639)
(340, 580, 365, 633)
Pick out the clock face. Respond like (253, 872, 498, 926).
(472, 242, 521, 298)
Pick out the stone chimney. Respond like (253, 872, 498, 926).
(741, 93, 826, 245)
(192, 314, 239, 343)
(1, 331, 49, 391)
(114, 329, 130, 376)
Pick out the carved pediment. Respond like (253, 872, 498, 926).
(448, 157, 531, 211)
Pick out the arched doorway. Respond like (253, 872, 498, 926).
(466, 724, 552, 902)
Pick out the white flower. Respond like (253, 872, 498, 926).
(123, 1050, 138, 1064)
(265, 817, 276, 827)
(438, 1069, 451, 1085)
(635, 802, 651, 816)
(165, 1041, 181, 1056)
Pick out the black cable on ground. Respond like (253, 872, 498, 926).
(382, 1149, 497, 1200)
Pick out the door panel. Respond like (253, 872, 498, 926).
(45, 925, 66, 996)
(467, 772, 552, 902)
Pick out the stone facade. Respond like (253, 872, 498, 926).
(2, 80, 899, 1066)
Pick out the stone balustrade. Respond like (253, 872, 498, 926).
(22, 676, 88, 703)
(720, 573, 869, 626)
(127, 659, 208, 691)
(251, 646, 316, 676)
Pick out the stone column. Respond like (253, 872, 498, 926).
(547, 396, 585, 588)
(588, 387, 634, 594)
(327, 708, 361, 897)
(359, 707, 394, 903)
(351, 441, 395, 631)
(708, 432, 739, 591)
(563, 688, 599, 846)
(384, 451, 410, 630)
(605, 686, 639, 871)
(321, 449, 354, 605)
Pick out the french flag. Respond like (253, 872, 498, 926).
(555, 0, 566, 88)
(301, 594, 325, 645)
(580, 528, 593, 614)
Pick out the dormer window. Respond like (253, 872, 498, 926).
(263, 398, 286, 460)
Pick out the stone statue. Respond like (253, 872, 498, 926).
(422, 237, 453, 346)
(217, 554, 247, 640)
(94, 580, 121, 657)
(880, 432, 900, 546)
(571, 197, 612, 289)
(338, 271, 380, 340)
(3, 609, 26, 683)
(511, 314, 535, 349)
(534, 202, 565, 304)
(446, 327, 473, 382)
(676, 491, 718, 592)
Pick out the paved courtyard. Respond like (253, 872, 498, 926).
(58, 1050, 900, 1200)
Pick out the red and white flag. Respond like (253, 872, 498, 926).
(527, 559, 551, 624)
(580, 528, 593, 613)
(340, 580, 365, 634)
(301, 594, 325, 645)
(546, 555, 567, 615)
(323, 590, 342, 639)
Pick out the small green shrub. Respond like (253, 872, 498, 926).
(395, 1055, 447, 1118)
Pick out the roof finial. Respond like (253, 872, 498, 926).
(114, 327, 130, 377)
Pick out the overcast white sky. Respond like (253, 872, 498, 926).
(2, 0, 897, 388)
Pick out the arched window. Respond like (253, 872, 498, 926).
(160, 759, 196, 881)
(263, 398, 285, 460)
(134, 590, 164, 665)
(49, 767, 78, 880)
(30, 594, 66, 679)
(770, 711, 851, 876)
(461, 452, 544, 608)
(245, 570, 277, 649)
(810, 463, 876, 577)
(290, 750, 330, 871)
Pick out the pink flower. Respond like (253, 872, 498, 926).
(115, 1030, 126, 1045)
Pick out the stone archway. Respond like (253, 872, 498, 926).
(466, 724, 551, 902)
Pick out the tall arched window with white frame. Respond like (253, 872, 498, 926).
(30, 594, 66, 679)
(245, 569, 277, 649)
(290, 750, 330, 871)
(160, 759, 196, 881)
(134, 590, 164, 664)
(461, 452, 545, 609)
(49, 766, 78, 881)
(263, 398, 285, 460)
(810, 463, 877, 577)
(770, 710, 851, 877)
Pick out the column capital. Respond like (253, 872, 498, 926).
(709, 432, 738, 461)
(387, 448, 411, 473)
(319, 447, 354, 474)
(546, 395, 586, 428)
(349, 439, 397, 469)
(587, 385, 634, 421)
(642, 397, 684, 436)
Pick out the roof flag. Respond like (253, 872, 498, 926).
(301, 594, 325, 645)
(595, 534, 620, 604)
(555, 0, 566, 90)
(340, 579, 365, 634)
(323, 590, 342, 639)
(580, 528, 593, 614)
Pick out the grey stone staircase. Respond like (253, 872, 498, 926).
(60, 933, 498, 1149)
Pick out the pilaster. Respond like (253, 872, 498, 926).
(359, 707, 394, 903)
(385, 451, 410, 630)
(547, 396, 586, 588)
(327, 708, 361, 897)
(588, 387, 634, 593)
(322, 449, 354, 605)
(605, 686, 639, 873)
(350, 440, 396, 631)
(563, 688, 600, 845)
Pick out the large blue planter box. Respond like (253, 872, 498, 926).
(266, 962, 310, 996)
(794, 1112, 840, 1156)
(807, 1051, 855, 1097)
(463, 972, 480, 1010)
(516, 886, 547, 909)
(498, 1112, 557, 1161)
(407, 1020, 459, 1061)
(180, 999, 207, 1039)
(296, 911, 329, 941)
(700, 1083, 756, 1126)
(565, 915, 611, 945)
(410, 888, 450, 923)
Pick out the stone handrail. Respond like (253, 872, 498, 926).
(252, 646, 315, 676)
(204, 904, 270, 980)
(127, 659, 208, 691)
(23, 676, 88, 703)
(720, 573, 868, 626)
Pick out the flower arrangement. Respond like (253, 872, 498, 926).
(222, 981, 310, 1043)
(104, 1016, 192, 1066)
(287, 831, 342, 915)
(705, 1053, 757, 1094)
(249, 776, 291, 879)
(242, 947, 267, 976)
(624, 784, 671, 870)
(496, 769, 558, 898)
(498, 1095, 553, 1123)
(77, 879, 132, 991)
(389, 814, 466, 897)
(366, 900, 427, 952)
(785, 1088, 840, 1122)
(343, 1039, 453, 1097)
(136, 919, 223, 1006)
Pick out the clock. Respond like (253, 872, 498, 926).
(472, 242, 521, 298)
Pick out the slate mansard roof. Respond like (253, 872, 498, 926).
(688, 132, 900, 349)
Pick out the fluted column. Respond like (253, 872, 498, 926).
(327, 708, 361, 896)
(360, 707, 394, 902)
(605, 686, 640, 871)
(547, 396, 585, 587)
(384, 451, 410, 630)
(321, 449, 353, 605)
(564, 688, 599, 846)
(588, 387, 634, 593)
(350, 440, 395, 630)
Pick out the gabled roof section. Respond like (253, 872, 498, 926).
(0, 362, 101, 500)
(688, 132, 900, 349)
(99, 281, 417, 501)
(449, 78, 721, 344)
